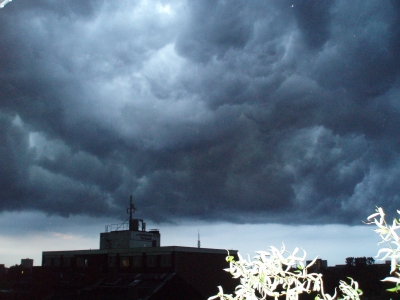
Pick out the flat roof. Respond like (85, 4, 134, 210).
(42, 246, 237, 256)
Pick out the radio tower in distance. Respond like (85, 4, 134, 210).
(198, 230, 201, 248)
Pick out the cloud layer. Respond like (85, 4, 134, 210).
(1, 0, 400, 225)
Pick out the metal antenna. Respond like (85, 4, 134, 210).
(127, 195, 137, 220)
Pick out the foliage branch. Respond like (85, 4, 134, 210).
(365, 207, 400, 292)
(209, 245, 361, 300)
(209, 206, 400, 300)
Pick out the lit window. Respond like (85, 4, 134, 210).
(120, 257, 130, 267)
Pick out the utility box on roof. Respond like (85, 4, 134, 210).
(99, 196, 160, 249)
(100, 228, 160, 249)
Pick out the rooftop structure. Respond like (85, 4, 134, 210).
(99, 196, 160, 249)
(21, 258, 33, 269)
(306, 259, 328, 272)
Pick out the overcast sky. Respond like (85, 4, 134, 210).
(0, 0, 399, 267)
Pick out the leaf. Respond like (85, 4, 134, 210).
(386, 286, 400, 293)
(381, 277, 400, 283)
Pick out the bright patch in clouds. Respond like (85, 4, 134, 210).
(52, 232, 74, 240)
(157, 3, 172, 15)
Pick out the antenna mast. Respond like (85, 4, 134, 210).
(127, 195, 138, 231)
(127, 195, 137, 221)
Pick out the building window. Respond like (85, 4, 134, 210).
(108, 256, 116, 267)
(132, 256, 142, 267)
(120, 257, 130, 267)
(43, 258, 52, 267)
(161, 255, 171, 267)
(64, 258, 71, 267)
(147, 255, 157, 268)
(53, 258, 60, 267)
(76, 257, 86, 267)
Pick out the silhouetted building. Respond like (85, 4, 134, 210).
(21, 258, 33, 269)
(40, 197, 238, 299)
(42, 246, 235, 299)
(306, 258, 328, 272)
(0, 264, 6, 277)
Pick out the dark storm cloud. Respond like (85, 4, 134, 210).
(175, 0, 254, 62)
(1, 0, 400, 225)
(0, 114, 32, 208)
(292, 0, 333, 49)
